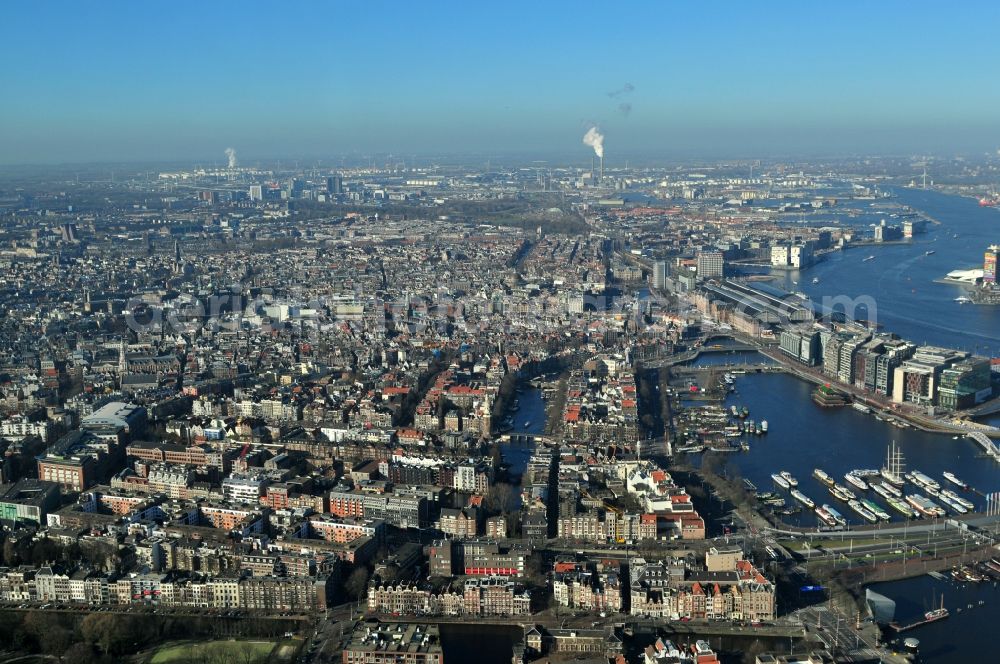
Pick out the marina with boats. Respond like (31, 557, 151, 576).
(760, 443, 983, 527)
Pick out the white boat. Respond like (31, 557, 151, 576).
(845, 473, 869, 491)
(760, 420, 768, 433)
(780, 471, 798, 487)
(863, 255, 876, 262)
(910, 470, 940, 491)
(938, 495, 968, 514)
(812, 277, 820, 284)
(771, 473, 791, 490)
(791, 489, 815, 508)
(941, 489, 974, 511)
(829, 484, 855, 502)
(880, 441, 906, 487)
(942, 471, 968, 488)
(873, 481, 902, 498)
(954, 296, 972, 304)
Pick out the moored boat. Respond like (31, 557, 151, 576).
(862, 498, 891, 520)
(849, 499, 878, 523)
(823, 504, 847, 526)
(771, 473, 791, 490)
(791, 489, 815, 509)
(910, 470, 940, 491)
(845, 473, 869, 492)
(779, 471, 798, 487)
(887, 496, 919, 518)
(906, 493, 945, 518)
(815, 506, 837, 527)
(813, 468, 834, 486)
(829, 484, 855, 502)
(942, 471, 967, 489)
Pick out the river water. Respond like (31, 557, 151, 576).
(776, 188, 1000, 663)
(763, 187, 1000, 355)
(694, 368, 997, 527)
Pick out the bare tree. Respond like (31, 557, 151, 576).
(345, 566, 370, 601)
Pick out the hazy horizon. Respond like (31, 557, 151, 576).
(4, 0, 1000, 165)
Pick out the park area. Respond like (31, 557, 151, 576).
(149, 638, 300, 664)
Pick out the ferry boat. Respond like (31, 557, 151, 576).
(940, 489, 974, 510)
(873, 482, 902, 500)
(812, 468, 834, 486)
(815, 506, 837, 527)
(910, 470, 940, 491)
(771, 473, 791, 490)
(849, 499, 878, 523)
(938, 494, 968, 514)
(829, 484, 855, 502)
(824, 504, 847, 526)
(888, 496, 919, 518)
(881, 442, 906, 487)
(791, 489, 815, 509)
(845, 473, 869, 491)
(862, 498, 891, 521)
(906, 493, 946, 518)
(942, 471, 968, 489)
(779, 471, 798, 487)
(924, 604, 949, 623)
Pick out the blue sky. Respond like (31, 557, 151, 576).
(2, 1, 1000, 164)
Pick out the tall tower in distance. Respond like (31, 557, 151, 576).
(174, 240, 183, 274)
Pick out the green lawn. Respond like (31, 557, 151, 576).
(151, 640, 276, 664)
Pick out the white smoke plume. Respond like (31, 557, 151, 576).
(225, 147, 238, 169)
(583, 126, 604, 159)
(607, 82, 635, 98)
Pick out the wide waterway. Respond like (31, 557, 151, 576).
(760, 187, 1000, 356)
(689, 366, 1000, 529)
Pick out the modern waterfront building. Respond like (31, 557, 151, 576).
(696, 251, 725, 279)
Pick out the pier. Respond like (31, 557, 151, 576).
(889, 613, 946, 633)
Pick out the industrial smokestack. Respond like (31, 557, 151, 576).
(583, 126, 604, 183)
(583, 126, 604, 159)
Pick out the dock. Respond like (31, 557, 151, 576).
(889, 613, 947, 633)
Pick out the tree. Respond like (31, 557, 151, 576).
(81, 612, 128, 656)
(62, 642, 100, 664)
(485, 482, 516, 515)
(344, 566, 370, 601)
